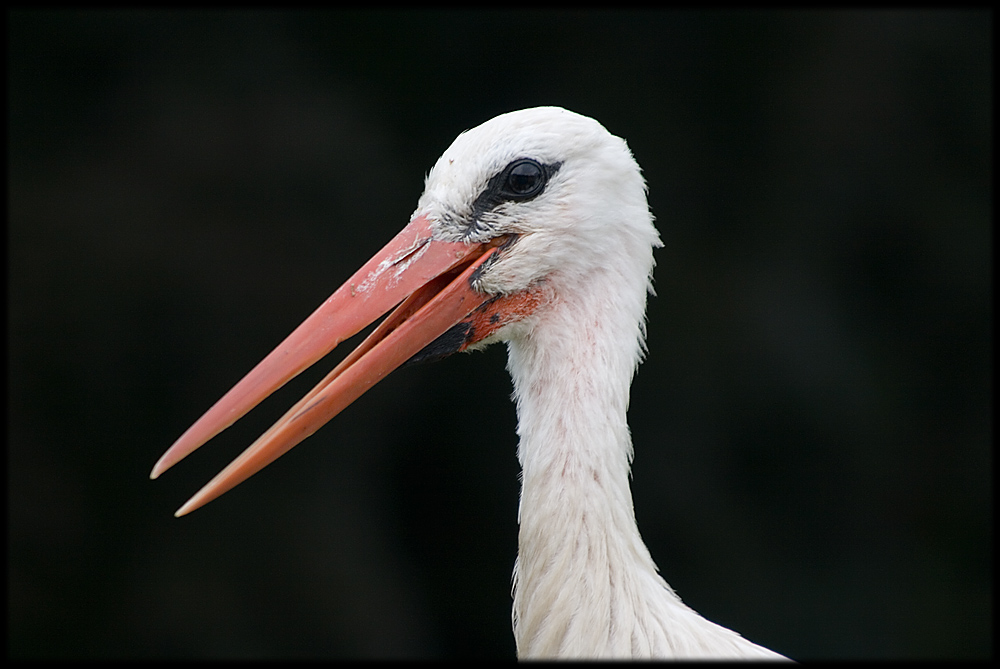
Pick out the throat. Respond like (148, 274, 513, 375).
(505, 292, 664, 656)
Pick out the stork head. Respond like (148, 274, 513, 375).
(420, 107, 657, 303)
(152, 107, 658, 515)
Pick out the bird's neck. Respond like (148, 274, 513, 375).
(504, 274, 786, 660)
(506, 274, 665, 656)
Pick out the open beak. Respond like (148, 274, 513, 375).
(152, 214, 530, 516)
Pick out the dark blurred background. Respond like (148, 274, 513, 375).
(8, 10, 990, 660)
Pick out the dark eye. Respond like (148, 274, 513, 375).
(503, 159, 545, 199)
(467, 158, 561, 232)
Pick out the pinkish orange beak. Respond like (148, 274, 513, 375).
(152, 214, 523, 516)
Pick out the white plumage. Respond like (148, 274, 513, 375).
(155, 107, 787, 659)
(421, 108, 783, 658)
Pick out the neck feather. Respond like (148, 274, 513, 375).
(506, 271, 665, 656)
(504, 273, 784, 659)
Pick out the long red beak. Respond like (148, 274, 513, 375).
(153, 214, 527, 516)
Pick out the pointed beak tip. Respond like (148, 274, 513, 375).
(174, 500, 196, 518)
(150, 456, 171, 480)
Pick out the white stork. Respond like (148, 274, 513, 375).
(152, 107, 787, 659)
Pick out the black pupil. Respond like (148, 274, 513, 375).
(507, 161, 543, 195)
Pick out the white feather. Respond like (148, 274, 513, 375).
(416, 107, 786, 659)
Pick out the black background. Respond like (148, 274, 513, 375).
(8, 10, 990, 659)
